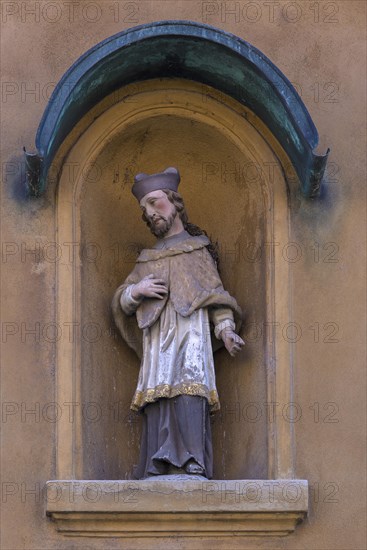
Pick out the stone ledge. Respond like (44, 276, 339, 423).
(46, 479, 308, 538)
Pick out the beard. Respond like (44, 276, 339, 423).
(145, 211, 177, 238)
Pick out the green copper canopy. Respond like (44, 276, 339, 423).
(25, 20, 329, 197)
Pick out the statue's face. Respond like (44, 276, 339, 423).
(140, 190, 177, 237)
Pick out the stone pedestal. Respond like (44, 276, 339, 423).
(46, 479, 308, 537)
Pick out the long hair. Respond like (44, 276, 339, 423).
(162, 189, 220, 268)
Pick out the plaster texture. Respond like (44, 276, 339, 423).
(1, 1, 366, 549)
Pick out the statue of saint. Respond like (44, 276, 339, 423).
(112, 167, 244, 479)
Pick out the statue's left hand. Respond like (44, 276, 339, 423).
(221, 328, 245, 357)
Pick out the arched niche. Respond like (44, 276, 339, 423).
(41, 23, 317, 537)
(48, 79, 309, 537)
(56, 78, 294, 481)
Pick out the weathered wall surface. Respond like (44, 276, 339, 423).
(1, 1, 366, 549)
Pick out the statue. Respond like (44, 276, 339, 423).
(112, 167, 245, 479)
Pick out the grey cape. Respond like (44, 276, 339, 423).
(111, 234, 242, 361)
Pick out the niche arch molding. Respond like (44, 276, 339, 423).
(47, 79, 308, 538)
(25, 20, 328, 198)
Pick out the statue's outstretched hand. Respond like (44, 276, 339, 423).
(221, 327, 245, 357)
(131, 274, 168, 300)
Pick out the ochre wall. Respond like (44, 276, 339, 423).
(1, 1, 366, 549)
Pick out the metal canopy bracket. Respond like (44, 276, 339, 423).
(25, 20, 329, 197)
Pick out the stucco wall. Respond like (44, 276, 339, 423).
(1, 1, 366, 549)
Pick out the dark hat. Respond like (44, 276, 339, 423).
(132, 167, 180, 202)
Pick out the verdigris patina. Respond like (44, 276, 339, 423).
(24, 21, 329, 197)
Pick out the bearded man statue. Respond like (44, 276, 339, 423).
(112, 167, 244, 479)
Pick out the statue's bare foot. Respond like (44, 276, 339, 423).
(185, 460, 205, 475)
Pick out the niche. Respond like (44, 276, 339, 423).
(55, 80, 293, 482)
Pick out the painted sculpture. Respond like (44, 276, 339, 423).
(112, 167, 244, 479)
